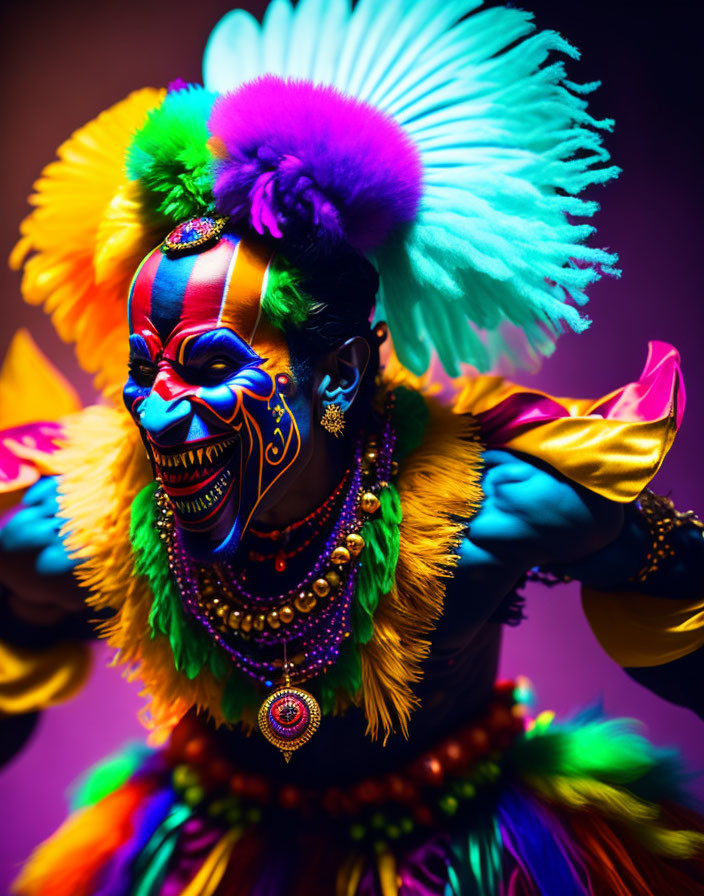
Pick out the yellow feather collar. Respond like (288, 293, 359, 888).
(56, 386, 482, 743)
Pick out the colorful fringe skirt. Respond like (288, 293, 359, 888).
(12, 683, 704, 896)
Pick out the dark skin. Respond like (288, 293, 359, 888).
(1, 340, 701, 780)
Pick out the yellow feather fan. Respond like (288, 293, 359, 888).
(55, 382, 483, 742)
(10, 89, 168, 392)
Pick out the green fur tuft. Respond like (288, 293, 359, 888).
(127, 85, 217, 222)
(261, 258, 313, 330)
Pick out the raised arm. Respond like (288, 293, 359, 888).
(461, 449, 704, 717)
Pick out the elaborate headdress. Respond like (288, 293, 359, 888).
(13, 0, 618, 391)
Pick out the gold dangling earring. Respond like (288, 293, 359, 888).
(320, 403, 345, 438)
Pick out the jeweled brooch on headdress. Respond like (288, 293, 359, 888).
(162, 215, 228, 254)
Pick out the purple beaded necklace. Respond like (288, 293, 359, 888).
(156, 407, 396, 689)
(155, 400, 397, 760)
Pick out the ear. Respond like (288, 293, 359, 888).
(317, 336, 371, 414)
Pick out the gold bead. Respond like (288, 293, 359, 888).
(253, 613, 266, 631)
(331, 546, 352, 565)
(240, 614, 253, 633)
(295, 591, 317, 613)
(345, 533, 365, 556)
(279, 605, 295, 624)
(360, 492, 381, 514)
(390, 460, 399, 476)
(266, 609, 281, 630)
(312, 578, 331, 598)
(324, 570, 341, 590)
(228, 610, 241, 630)
(215, 604, 229, 619)
(365, 449, 378, 464)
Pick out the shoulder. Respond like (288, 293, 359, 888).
(465, 449, 624, 567)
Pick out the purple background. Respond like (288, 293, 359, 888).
(1, 0, 702, 886)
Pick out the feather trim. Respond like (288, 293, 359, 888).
(204, 0, 620, 375)
(360, 388, 482, 741)
(10, 89, 168, 392)
(55, 403, 232, 738)
(55, 381, 481, 741)
(11, 778, 157, 896)
(512, 712, 704, 862)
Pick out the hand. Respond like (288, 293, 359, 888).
(0, 477, 85, 624)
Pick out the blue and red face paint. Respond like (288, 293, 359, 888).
(124, 232, 302, 560)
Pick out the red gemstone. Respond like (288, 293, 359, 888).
(275, 551, 287, 572)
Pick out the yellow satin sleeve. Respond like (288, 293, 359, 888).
(453, 376, 679, 504)
(581, 586, 704, 668)
(0, 638, 92, 715)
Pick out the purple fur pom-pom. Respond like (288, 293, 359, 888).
(208, 75, 422, 254)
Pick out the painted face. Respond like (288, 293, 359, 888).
(123, 232, 302, 560)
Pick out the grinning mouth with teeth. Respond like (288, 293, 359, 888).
(149, 435, 240, 529)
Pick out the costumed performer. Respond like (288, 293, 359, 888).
(1, 1, 704, 893)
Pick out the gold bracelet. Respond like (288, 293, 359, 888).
(631, 489, 704, 583)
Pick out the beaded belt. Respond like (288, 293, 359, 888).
(165, 681, 525, 849)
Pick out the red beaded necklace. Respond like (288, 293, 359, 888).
(247, 467, 353, 572)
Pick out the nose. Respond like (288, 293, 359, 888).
(139, 391, 192, 444)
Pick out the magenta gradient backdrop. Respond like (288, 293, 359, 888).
(0, 0, 702, 886)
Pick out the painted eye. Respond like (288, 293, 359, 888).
(205, 359, 235, 377)
(129, 360, 157, 387)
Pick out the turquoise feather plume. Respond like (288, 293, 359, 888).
(203, 0, 619, 376)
